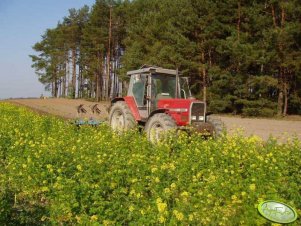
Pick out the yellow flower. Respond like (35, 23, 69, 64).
(249, 184, 256, 191)
(76, 164, 82, 171)
(157, 202, 167, 213)
(181, 191, 189, 197)
(151, 167, 158, 173)
(130, 189, 135, 195)
(170, 183, 176, 189)
(231, 195, 237, 200)
(158, 215, 166, 223)
(173, 210, 184, 221)
(90, 215, 98, 221)
(129, 205, 135, 212)
(110, 182, 117, 189)
(103, 220, 115, 226)
(75, 215, 81, 223)
(169, 163, 176, 170)
(156, 197, 162, 203)
(164, 188, 171, 194)
(131, 178, 138, 183)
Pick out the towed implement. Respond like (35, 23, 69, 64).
(109, 66, 224, 142)
(74, 104, 103, 126)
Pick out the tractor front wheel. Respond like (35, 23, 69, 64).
(109, 101, 136, 132)
(145, 113, 176, 143)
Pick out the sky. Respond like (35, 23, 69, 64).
(0, 0, 95, 99)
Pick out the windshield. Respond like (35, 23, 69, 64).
(151, 74, 176, 99)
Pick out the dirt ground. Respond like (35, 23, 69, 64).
(4, 98, 301, 142)
(218, 115, 301, 142)
(6, 98, 109, 120)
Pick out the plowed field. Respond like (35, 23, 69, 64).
(5, 98, 301, 141)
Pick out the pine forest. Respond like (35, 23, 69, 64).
(30, 0, 301, 116)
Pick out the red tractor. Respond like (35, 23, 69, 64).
(109, 66, 223, 142)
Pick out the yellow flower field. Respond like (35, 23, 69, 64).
(0, 103, 300, 225)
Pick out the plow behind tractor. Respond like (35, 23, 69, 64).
(74, 104, 103, 126)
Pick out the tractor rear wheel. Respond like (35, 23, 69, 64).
(145, 113, 176, 143)
(109, 101, 136, 132)
(206, 116, 224, 137)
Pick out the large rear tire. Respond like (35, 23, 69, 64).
(145, 113, 176, 143)
(109, 101, 136, 132)
(206, 115, 224, 137)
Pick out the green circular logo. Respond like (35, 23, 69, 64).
(258, 200, 298, 224)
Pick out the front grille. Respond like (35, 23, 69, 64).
(190, 102, 205, 123)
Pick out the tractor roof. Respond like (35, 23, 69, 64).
(127, 66, 177, 76)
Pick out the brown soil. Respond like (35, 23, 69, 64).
(6, 98, 109, 120)
(218, 115, 301, 142)
(4, 98, 301, 141)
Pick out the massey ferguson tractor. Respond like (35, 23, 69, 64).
(109, 66, 223, 142)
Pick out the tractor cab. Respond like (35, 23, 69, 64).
(126, 66, 193, 120)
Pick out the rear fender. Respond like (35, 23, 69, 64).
(111, 97, 124, 104)
(109, 97, 124, 112)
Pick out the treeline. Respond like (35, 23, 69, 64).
(30, 0, 301, 116)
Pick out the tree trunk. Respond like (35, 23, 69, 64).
(277, 89, 284, 116)
(201, 51, 207, 103)
(51, 82, 54, 97)
(90, 80, 94, 99)
(106, 5, 113, 101)
(96, 72, 100, 102)
(236, 0, 242, 71)
(62, 63, 66, 97)
(66, 56, 70, 97)
(97, 53, 104, 101)
(280, 5, 288, 116)
(277, 66, 284, 116)
(237, 0, 241, 41)
(58, 79, 61, 98)
(78, 67, 82, 98)
(283, 79, 288, 116)
(71, 48, 76, 98)
(54, 77, 58, 98)
(272, 3, 289, 116)
(271, 4, 277, 27)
